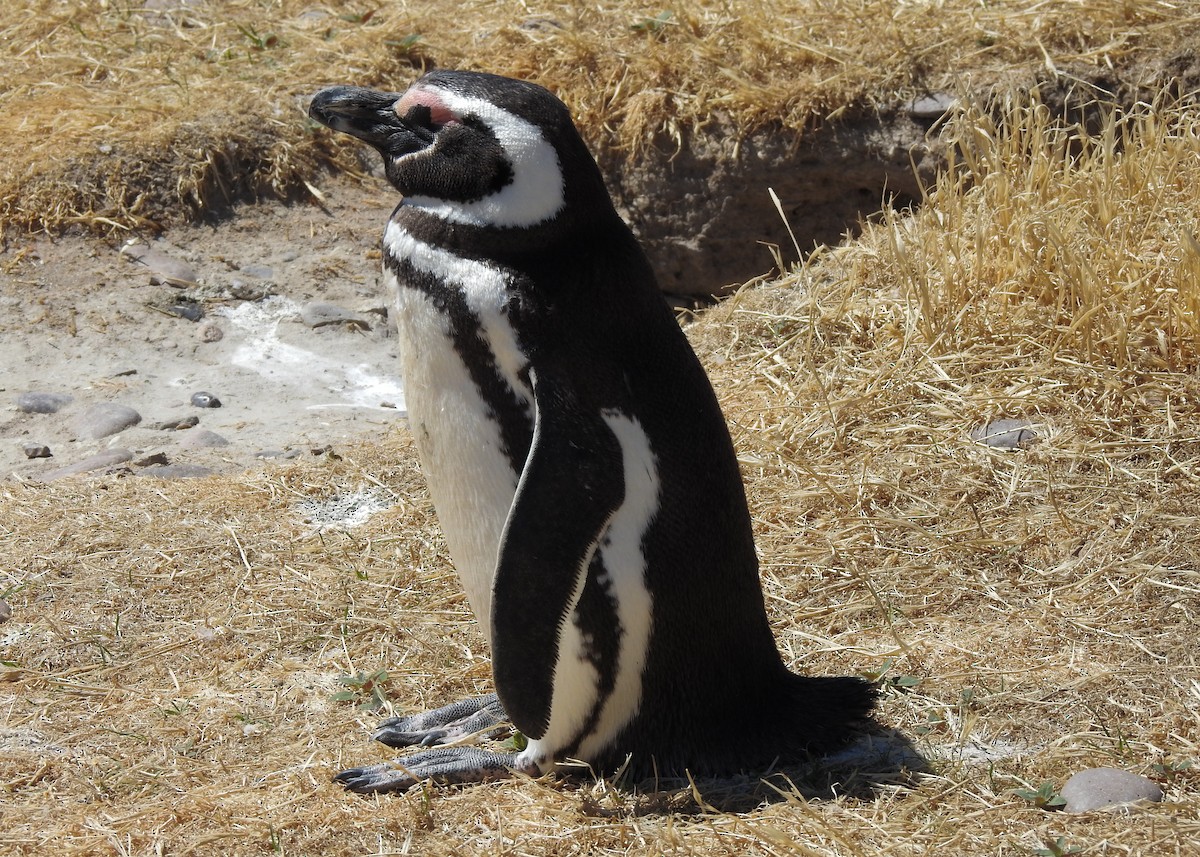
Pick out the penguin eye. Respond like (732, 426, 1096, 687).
(407, 104, 437, 129)
(403, 99, 458, 133)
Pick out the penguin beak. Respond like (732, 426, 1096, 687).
(308, 86, 436, 158)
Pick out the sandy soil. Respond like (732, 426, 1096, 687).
(0, 176, 412, 480)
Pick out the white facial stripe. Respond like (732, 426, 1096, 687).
(384, 221, 533, 405)
(398, 87, 565, 228)
(577, 410, 659, 757)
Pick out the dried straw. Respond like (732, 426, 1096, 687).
(1, 0, 1198, 232)
(3, 94, 1199, 855)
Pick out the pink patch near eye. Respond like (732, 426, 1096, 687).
(394, 87, 456, 126)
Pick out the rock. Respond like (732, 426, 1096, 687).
(22, 444, 52, 459)
(120, 240, 198, 287)
(1061, 768, 1163, 813)
(167, 300, 203, 322)
(908, 92, 956, 120)
(153, 415, 199, 431)
(134, 452, 170, 467)
(179, 429, 230, 448)
(255, 448, 302, 459)
(970, 418, 1038, 449)
(16, 391, 73, 414)
(42, 449, 133, 480)
(229, 279, 275, 301)
(0, 599, 11, 623)
(197, 322, 224, 342)
(300, 302, 371, 330)
(190, 392, 222, 408)
(239, 264, 274, 279)
(72, 403, 142, 439)
(137, 464, 216, 479)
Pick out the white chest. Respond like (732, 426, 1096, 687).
(384, 224, 533, 635)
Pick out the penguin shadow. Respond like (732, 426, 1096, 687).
(574, 724, 929, 816)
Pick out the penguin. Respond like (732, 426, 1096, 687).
(308, 70, 876, 794)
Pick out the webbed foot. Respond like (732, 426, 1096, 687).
(372, 693, 509, 748)
(334, 747, 537, 794)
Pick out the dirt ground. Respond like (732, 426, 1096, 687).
(1, 175, 412, 480)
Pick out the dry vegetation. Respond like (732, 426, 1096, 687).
(2, 0, 1198, 233)
(3, 1, 1200, 855)
(3, 95, 1199, 855)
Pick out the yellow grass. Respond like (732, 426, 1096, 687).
(3, 92, 1200, 854)
(2, 0, 1199, 232)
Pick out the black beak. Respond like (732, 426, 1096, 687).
(308, 86, 435, 156)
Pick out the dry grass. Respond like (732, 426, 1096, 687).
(2, 0, 1199, 233)
(3, 90, 1200, 853)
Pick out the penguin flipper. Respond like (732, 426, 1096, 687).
(334, 747, 539, 794)
(373, 693, 509, 748)
(490, 370, 625, 741)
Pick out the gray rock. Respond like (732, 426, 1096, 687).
(16, 392, 73, 414)
(255, 448, 302, 459)
(240, 264, 274, 279)
(190, 392, 222, 408)
(229, 279, 275, 301)
(1062, 768, 1163, 813)
(908, 93, 956, 120)
(300, 302, 371, 330)
(166, 300, 203, 322)
(72, 403, 142, 439)
(970, 418, 1038, 449)
(42, 449, 134, 480)
(120, 240, 198, 287)
(179, 429, 230, 448)
(22, 444, 52, 459)
(153, 415, 199, 431)
(0, 599, 11, 623)
(137, 464, 216, 479)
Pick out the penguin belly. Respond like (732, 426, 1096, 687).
(389, 274, 521, 632)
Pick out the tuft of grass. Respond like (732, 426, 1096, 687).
(1013, 780, 1067, 811)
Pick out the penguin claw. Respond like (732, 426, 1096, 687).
(335, 748, 535, 794)
(372, 694, 510, 748)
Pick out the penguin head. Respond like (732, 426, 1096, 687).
(310, 71, 608, 230)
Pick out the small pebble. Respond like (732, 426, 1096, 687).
(167, 301, 203, 322)
(239, 264, 274, 279)
(153, 415, 200, 431)
(16, 391, 73, 414)
(198, 322, 224, 342)
(120, 240, 198, 287)
(43, 449, 134, 480)
(0, 599, 11, 623)
(970, 418, 1038, 450)
(1062, 768, 1163, 813)
(72, 403, 142, 439)
(908, 92, 956, 120)
(190, 392, 222, 409)
(255, 448, 302, 460)
(137, 463, 216, 479)
(23, 444, 52, 459)
(179, 429, 230, 448)
(300, 301, 371, 330)
(229, 279, 274, 301)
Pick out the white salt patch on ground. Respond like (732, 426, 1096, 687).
(216, 298, 406, 414)
(294, 486, 393, 531)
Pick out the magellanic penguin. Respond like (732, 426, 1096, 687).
(308, 70, 877, 794)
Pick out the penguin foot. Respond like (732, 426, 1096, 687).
(372, 693, 509, 748)
(334, 747, 537, 794)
